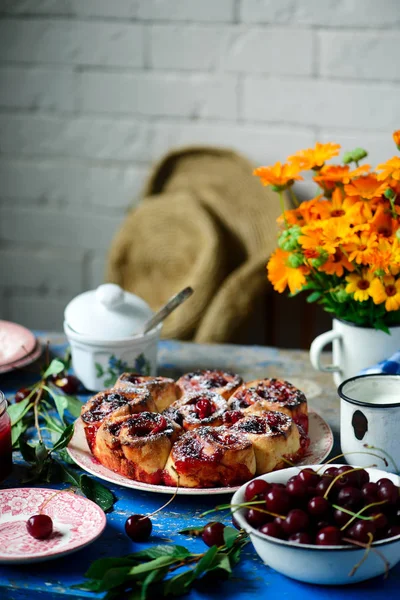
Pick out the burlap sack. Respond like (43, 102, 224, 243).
(106, 192, 228, 340)
(107, 146, 286, 343)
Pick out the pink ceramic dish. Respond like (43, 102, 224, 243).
(0, 488, 106, 564)
(67, 410, 333, 495)
(0, 340, 42, 374)
(0, 321, 37, 367)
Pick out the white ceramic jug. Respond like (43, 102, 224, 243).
(310, 318, 400, 386)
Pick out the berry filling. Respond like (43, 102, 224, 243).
(195, 398, 214, 419)
(125, 413, 169, 437)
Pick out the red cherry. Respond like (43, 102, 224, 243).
(281, 509, 309, 535)
(26, 514, 53, 539)
(361, 482, 379, 504)
(377, 481, 398, 504)
(298, 468, 320, 488)
(202, 522, 225, 547)
(336, 486, 363, 509)
(347, 520, 376, 544)
(265, 487, 290, 515)
(244, 479, 271, 502)
(246, 507, 270, 528)
(308, 496, 330, 517)
(125, 514, 152, 541)
(15, 388, 32, 403)
(286, 477, 308, 500)
(54, 374, 80, 395)
(316, 526, 342, 545)
(259, 521, 283, 539)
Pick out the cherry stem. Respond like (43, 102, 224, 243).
(332, 499, 388, 531)
(281, 456, 295, 467)
(363, 444, 399, 474)
(316, 451, 388, 472)
(33, 385, 45, 443)
(39, 487, 76, 514)
(200, 501, 286, 520)
(343, 534, 389, 579)
(347, 532, 374, 577)
(323, 465, 377, 500)
(143, 474, 180, 520)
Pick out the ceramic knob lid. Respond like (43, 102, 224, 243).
(64, 284, 153, 340)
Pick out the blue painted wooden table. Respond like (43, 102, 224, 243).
(1, 334, 399, 599)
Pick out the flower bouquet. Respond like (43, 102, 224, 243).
(254, 133, 400, 332)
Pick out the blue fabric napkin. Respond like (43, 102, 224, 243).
(360, 350, 400, 375)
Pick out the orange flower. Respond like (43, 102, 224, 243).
(346, 230, 378, 265)
(253, 162, 303, 188)
(370, 275, 400, 311)
(376, 157, 400, 181)
(267, 248, 309, 294)
(369, 238, 400, 273)
(369, 204, 396, 237)
(345, 270, 375, 302)
(311, 187, 366, 224)
(314, 164, 370, 187)
(319, 248, 354, 277)
(344, 174, 388, 199)
(289, 142, 341, 170)
(393, 130, 400, 149)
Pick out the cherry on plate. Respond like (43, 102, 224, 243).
(26, 514, 53, 540)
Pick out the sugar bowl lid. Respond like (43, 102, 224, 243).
(64, 284, 153, 340)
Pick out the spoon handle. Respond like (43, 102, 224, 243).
(142, 287, 194, 334)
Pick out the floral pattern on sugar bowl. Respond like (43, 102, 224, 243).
(95, 353, 151, 388)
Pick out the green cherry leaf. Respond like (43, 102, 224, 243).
(43, 358, 65, 380)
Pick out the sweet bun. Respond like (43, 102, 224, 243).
(94, 412, 181, 484)
(229, 378, 308, 432)
(80, 387, 156, 452)
(232, 412, 302, 475)
(163, 425, 256, 488)
(115, 374, 179, 412)
(163, 391, 228, 431)
(176, 370, 242, 400)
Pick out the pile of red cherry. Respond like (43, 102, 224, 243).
(240, 466, 400, 545)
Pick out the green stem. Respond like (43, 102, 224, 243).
(289, 186, 300, 208)
(279, 191, 288, 227)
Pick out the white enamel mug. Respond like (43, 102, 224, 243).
(338, 374, 400, 472)
(310, 318, 400, 386)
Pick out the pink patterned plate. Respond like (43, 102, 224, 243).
(67, 411, 333, 496)
(0, 488, 106, 564)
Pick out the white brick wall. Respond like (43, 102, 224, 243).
(0, 0, 399, 331)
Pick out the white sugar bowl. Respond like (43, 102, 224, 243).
(64, 284, 161, 391)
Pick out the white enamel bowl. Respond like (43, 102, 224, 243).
(231, 465, 400, 585)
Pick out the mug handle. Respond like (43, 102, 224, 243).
(309, 330, 341, 373)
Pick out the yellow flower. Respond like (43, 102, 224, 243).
(370, 275, 400, 311)
(345, 270, 375, 302)
(376, 157, 400, 181)
(344, 174, 388, 199)
(318, 219, 359, 255)
(253, 162, 303, 188)
(267, 248, 309, 294)
(289, 142, 341, 170)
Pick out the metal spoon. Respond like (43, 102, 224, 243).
(140, 287, 194, 335)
